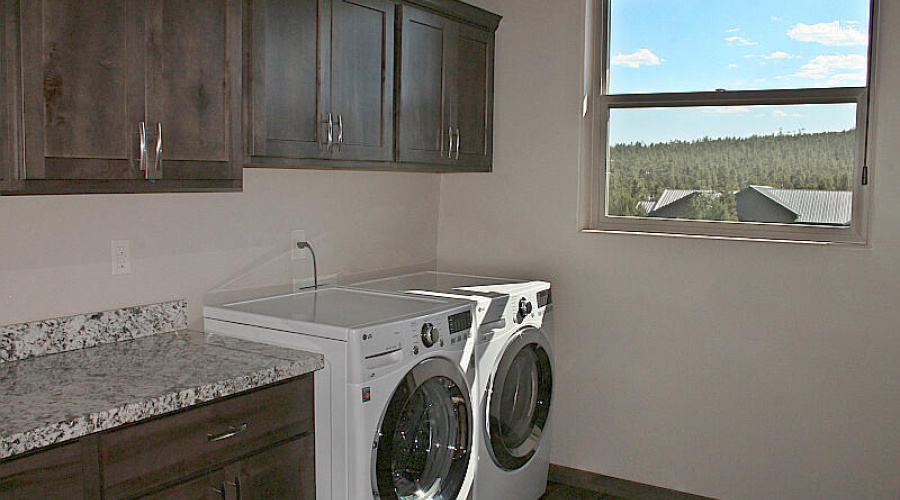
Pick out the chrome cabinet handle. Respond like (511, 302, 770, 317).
(228, 478, 242, 500)
(454, 128, 461, 160)
(149, 123, 163, 179)
(447, 127, 453, 158)
(212, 485, 227, 500)
(207, 422, 249, 442)
(337, 114, 343, 153)
(139, 122, 148, 173)
(326, 113, 334, 149)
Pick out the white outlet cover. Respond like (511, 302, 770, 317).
(111, 240, 131, 276)
(291, 230, 307, 260)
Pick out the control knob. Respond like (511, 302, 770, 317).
(421, 323, 439, 348)
(518, 297, 533, 318)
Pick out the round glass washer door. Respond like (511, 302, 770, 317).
(374, 357, 473, 500)
(486, 326, 553, 471)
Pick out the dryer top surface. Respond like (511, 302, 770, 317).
(205, 287, 469, 341)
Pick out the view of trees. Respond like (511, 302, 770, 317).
(607, 130, 856, 220)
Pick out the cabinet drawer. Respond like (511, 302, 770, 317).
(100, 375, 313, 499)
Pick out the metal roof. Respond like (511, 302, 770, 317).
(636, 200, 656, 214)
(648, 189, 720, 213)
(748, 186, 852, 225)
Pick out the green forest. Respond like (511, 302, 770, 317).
(608, 130, 856, 221)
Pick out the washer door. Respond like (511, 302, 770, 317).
(486, 326, 553, 471)
(374, 357, 473, 500)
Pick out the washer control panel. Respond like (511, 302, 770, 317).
(350, 305, 475, 383)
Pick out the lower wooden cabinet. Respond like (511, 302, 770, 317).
(136, 436, 314, 500)
(0, 375, 314, 500)
(0, 441, 90, 500)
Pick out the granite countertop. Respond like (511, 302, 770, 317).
(0, 329, 324, 461)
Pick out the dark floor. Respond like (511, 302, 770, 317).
(540, 482, 628, 500)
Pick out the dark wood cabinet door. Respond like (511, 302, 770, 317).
(248, 0, 329, 161)
(0, 0, 19, 191)
(454, 23, 493, 171)
(234, 436, 315, 500)
(0, 443, 87, 500)
(145, 0, 243, 183)
(330, 0, 395, 162)
(397, 5, 454, 166)
(19, 0, 145, 182)
(134, 470, 226, 500)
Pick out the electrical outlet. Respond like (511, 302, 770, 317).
(111, 240, 131, 276)
(293, 274, 337, 292)
(291, 229, 307, 261)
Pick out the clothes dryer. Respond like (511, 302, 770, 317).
(349, 272, 555, 500)
(204, 287, 477, 500)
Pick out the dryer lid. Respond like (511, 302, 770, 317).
(204, 288, 467, 342)
(351, 271, 523, 325)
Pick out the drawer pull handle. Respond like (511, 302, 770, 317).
(207, 423, 249, 442)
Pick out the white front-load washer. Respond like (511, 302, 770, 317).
(203, 287, 478, 500)
(349, 272, 555, 500)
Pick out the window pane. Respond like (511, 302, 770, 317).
(608, 0, 871, 94)
(606, 104, 857, 225)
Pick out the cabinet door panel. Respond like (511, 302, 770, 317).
(331, 0, 394, 162)
(397, 6, 453, 165)
(147, 0, 242, 180)
(236, 436, 315, 500)
(250, 0, 328, 160)
(134, 471, 223, 500)
(455, 24, 492, 170)
(0, 443, 86, 500)
(21, 0, 144, 180)
(0, 0, 17, 191)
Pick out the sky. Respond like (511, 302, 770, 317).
(607, 0, 871, 145)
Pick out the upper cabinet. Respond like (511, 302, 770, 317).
(248, 0, 394, 165)
(248, 0, 499, 172)
(397, 5, 494, 171)
(1, 0, 499, 195)
(3, 0, 243, 195)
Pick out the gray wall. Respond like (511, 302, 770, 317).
(437, 1, 900, 499)
(0, 169, 440, 327)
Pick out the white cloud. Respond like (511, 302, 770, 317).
(728, 63, 739, 68)
(611, 49, 664, 68)
(726, 36, 758, 46)
(787, 21, 867, 46)
(773, 110, 803, 118)
(827, 72, 867, 86)
(792, 54, 867, 80)
(702, 107, 751, 114)
(764, 51, 801, 60)
(771, 16, 783, 22)
(726, 27, 741, 33)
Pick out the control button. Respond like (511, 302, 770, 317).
(421, 323, 439, 347)
(518, 297, 533, 317)
(413, 345, 420, 355)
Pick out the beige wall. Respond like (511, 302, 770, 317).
(0, 168, 440, 328)
(438, 1, 900, 499)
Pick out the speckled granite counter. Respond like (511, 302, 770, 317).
(0, 329, 324, 461)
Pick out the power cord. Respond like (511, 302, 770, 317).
(296, 241, 318, 289)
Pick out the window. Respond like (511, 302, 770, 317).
(584, 0, 877, 243)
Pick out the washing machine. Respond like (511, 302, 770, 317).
(349, 272, 555, 500)
(203, 287, 478, 500)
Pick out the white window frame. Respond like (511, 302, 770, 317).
(581, 0, 879, 244)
